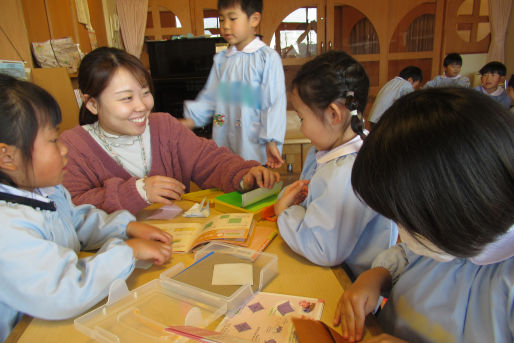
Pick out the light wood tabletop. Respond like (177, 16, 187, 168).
(6, 200, 381, 343)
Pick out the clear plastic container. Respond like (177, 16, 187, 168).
(74, 243, 278, 342)
(160, 242, 278, 314)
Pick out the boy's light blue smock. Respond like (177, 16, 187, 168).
(424, 74, 470, 88)
(0, 184, 135, 342)
(474, 85, 511, 109)
(374, 243, 514, 343)
(277, 136, 398, 275)
(183, 38, 287, 164)
(369, 77, 414, 124)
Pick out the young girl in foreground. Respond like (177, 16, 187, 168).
(0, 75, 173, 342)
(334, 87, 514, 343)
(274, 51, 397, 275)
(61, 47, 279, 215)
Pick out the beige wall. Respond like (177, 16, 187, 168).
(505, 2, 514, 77)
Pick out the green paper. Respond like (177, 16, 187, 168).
(216, 191, 278, 212)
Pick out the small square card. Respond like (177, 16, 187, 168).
(212, 263, 253, 286)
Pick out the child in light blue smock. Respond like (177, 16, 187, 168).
(273, 51, 398, 277)
(334, 87, 514, 343)
(0, 75, 173, 342)
(182, 0, 286, 168)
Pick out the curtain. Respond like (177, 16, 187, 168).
(487, 0, 512, 62)
(116, 0, 148, 57)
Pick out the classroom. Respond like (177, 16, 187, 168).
(0, 1, 513, 343)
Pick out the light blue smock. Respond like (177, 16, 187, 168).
(183, 38, 287, 164)
(374, 243, 514, 343)
(423, 74, 470, 88)
(368, 77, 414, 124)
(276, 141, 398, 275)
(0, 185, 135, 342)
(474, 85, 511, 109)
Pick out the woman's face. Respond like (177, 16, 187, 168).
(86, 67, 154, 136)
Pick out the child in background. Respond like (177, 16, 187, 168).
(61, 47, 279, 215)
(0, 74, 173, 342)
(475, 61, 511, 109)
(273, 51, 398, 277)
(334, 88, 513, 343)
(181, 0, 287, 168)
(368, 66, 422, 128)
(424, 53, 470, 88)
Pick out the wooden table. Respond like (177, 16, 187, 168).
(7, 200, 381, 342)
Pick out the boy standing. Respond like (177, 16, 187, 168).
(182, 0, 286, 168)
(424, 53, 470, 88)
(368, 66, 422, 128)
(475, 61, 511, 109)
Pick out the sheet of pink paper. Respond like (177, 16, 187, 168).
(146, 204, 183, 220)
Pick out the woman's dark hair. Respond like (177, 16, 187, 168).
(78, 47, 153, 125)
(0, 74, 62, 185)
(291, 50, 369, 115)
(218, 0, 262, 16)
(352, 87, 514, 258)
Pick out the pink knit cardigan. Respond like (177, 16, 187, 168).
(61, 113, 259, 214)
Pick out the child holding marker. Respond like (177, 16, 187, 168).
(0, 74, 173, 342)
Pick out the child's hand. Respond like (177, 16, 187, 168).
(265, 141, 284, 169)
(125, 238, 172, 265)
(273, 180, 309, 216)
(242, 166, 280, 190)
(179, 118, 195, 130)
(126, 222, 173, 244)
(333, 268, 391, 342)
(360, 334, 408, 343)
(144, 175, 186, 204)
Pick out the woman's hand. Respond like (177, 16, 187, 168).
(241, 166, 280, 191)
(273, 180, 309, 215)
(125, 238, 172, 265)
(265, 142, 284, 169)
(144, 175, 185, 204)
(333, 268, 392, 342)
(126, 222, 173, 243)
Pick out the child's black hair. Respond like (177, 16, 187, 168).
(399, 66, 422, 83)
(0, 74, 62, 185)
(218, 0, 262, 16)
(479, 61, 507, 76)
(352, 87, 514, 258)
(291, 50, 369, 138)
(443, 53, 463, 67)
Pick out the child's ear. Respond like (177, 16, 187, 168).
(0, 144, 19, 172)
(249, 12, 261, 28)
(326, 102, 345, 125)
(83, 95, 99, 115)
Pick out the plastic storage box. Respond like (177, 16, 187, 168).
(74, 242, 278, 342)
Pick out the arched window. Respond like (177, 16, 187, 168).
(406, 14, 434, 52)
(349, 18, 379, 54)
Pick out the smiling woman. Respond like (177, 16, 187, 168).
(60, 47, 280, 215)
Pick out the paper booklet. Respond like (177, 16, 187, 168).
(216, 291, 324, 343)
(152, 213, 276, 253)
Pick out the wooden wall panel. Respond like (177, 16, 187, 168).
(0, 0, 33, 67)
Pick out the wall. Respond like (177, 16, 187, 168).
(0, 0, 32, 68)
(506, 2, 514, 76)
